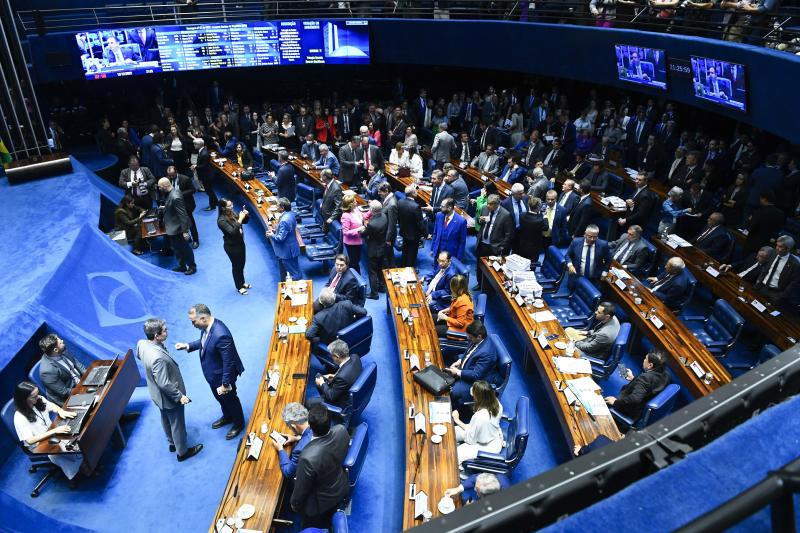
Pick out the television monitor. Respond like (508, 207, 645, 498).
(76, 27, 162, 80)
(614, 45, 667, 90)
(690, 56, 747, 112)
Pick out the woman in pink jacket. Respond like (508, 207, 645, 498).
(340, 192, 371, 274)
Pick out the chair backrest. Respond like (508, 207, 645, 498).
(707, 299, 745, 344)
(338, 315, 373, 358)
(331, 510, 349, 533)
(488, 334, 512, 398)
(296, 183, 317, 206)
(473, 293, 487, 322)
(541, 246, 567, 283)
(609, 323, 631, 366)
(638, 383, 680, 428)
(28, 360, 45, 396)
(343, 422, 369, 496)
(676, 269, 697, 311)
(571, 277, 601, 316)
(313, 198, 324, 225)
(1, 399, 16, 440)
(606, 173, 623, 196)
(327, 220, 343, 252)
(451, 257, 470, 281)
(504, 396, 530, 469)
(760, 344, 782, 362)
(351, 269, 367, 307)
(349, 361, 377, 422)
(640, 240, 657, 276)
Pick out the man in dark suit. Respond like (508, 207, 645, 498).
(475, 195, 514, 290)
(166, 166, 199, 248)
(444, 320, 502, 415)
(617, 173, 657, 231)
(755, 235, 800, 309)
(315, 255, 359, 312)
(543, 190, 570, 248)
(356, 135, 384, 185)
(397, 186, 426, 267)
(669, 151, 700, 189)
(335, 105, 355, 142)
(454, 132, 478, 166)
(497, 156, 526, 186)
(647, 257, 692, 311)
(568, 152, 592, 182)
(626, 109, 651, 165)
(337, 136, 358, 186)
(319, 169, 343, 228)
(290, 404, 350, 529)
(605, 350, 670, 421)
(557, 178, 579, 216)
(743, 191, 785, 255)
(476, 121, 499, 152)
(637, 135, 664, 180)
(295, 106, 314, 141)
(693, 212, 732, 262)
(559, 114, 577, 155)
(378, 182, 399, 268)
(565, 224, 610, 289)
(524, 131, 547, 168)
(271, 150, 297, 202)
(306, 288, 368, 347)
(300, 133, 321, 161)
(361, 200, 388, 298)
(501, 183, 529, 253)
(103, 35, 140, 65)
(677, 182, 714, 239)
(609, 225, 651, 275)
(119, 155, 156, 210)
(425, 251, 458, 313)
(126, 27, 158, 62)
(542, 138, 567, 178)
(431, 198, 467, 261)
(157, 177, 196, 274)
(267, 198, 304, 281)
(192, 138, 218, 211)
(567, 180, 596, 238)
(312, 340, 362, 410)
(423, 170, 454, 234)
(176, 304, 246, 440)
(720, 246, 776, 284)
(37, 334, 86, 406)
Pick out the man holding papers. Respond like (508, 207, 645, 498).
(564, 302, 620, 360)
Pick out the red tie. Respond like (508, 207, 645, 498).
(445, 216, 450, 228)
(364, 148, 370, 169)
(330, 273, 341, 289)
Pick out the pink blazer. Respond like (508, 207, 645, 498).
(341, 209, 372, 246)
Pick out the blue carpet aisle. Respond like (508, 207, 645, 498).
(0, 158, 560, 532)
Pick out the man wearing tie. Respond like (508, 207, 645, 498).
(475, 195, 514, 290)
(646, 257, 691, 312)
(705, 67, 728, 100)
(557, 179, 579, 216)
(543, 190, 570, 248)
(608, 225, 651, 275)
(565, 225, 610, 290)
(423, 170, 454, 233)
(754, 235, 800, 308)
(431, 198, 467, 261)
(314, 144, 340, 176)
(628, 51, 649, 81)
(103, 35, 139, 65)
(265, 197, 304, 282)
(719, 246, 775, 284)
(175, 304, 246, 440)
(500, 184, 529, 253)
(525, 130, 546, 167)
(425, 251, 458, 313)
(455, 132, 476, 166)
(356, 135, 384, 185)
(693, 212, 732, 262)
(470, 145, 500, 175)
(617, 173, 657, 232)
(119, 155, 155, 210)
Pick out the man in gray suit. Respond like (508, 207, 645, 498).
(118, 155, 156, 210)
(337, 136, 359, 187)
(158, 177, 197, 275)
(38, 333, 86, 405)
(431, 123, 455, 169)
(378, 182, 398, 268)
(470, 144, 500, 175)
(137, 318, 203, 462)
(319, 169, 343, 229)
(572, 302, 621, 360)
(608, 225, 652, 275)
(445, 168, 469, 210)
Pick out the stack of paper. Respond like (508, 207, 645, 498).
(531, 310, 557, 323)
(505, 254, 532, 272)
(429, 401, 452, 424)
(553, 356, 592, 374)
(566, 377, 610, 417)
(511, 270, 543, 298)
(624, 167, 639, 177)
(666, 234, 692, 248)
(610, 267, 630, 280)
(602, 196, 627, 209)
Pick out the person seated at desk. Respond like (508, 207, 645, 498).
(272, 402, 313, 480)
(436, 274, 474, 338)
(470, 144, 501, 175)
(719, 246, 776, 284)
(647, 257, 691, 312)
(444, 472, 510, 504)
(693, 212, 731, 262)
(362, 164, 387, 200)
(565, 301, 621, 360)
(114, 195, 146, 256)
(658, 186, 691, 236)
(230, 142, 252, 169)
(300, 132, 320, 161)
(37, 333, 87, 406)
(13, 381, 84, 486)
(754, 235, 800, 309)
(425, 251, 457, 313)
(609, 225, 651, 274)
(444, 320, 502, 417)
(587, 161, 609, 192)
(290, 404, 350, 529)
(312, 254, 359, 314)
(311, 339, 363, 411)
(451, 380, 504, 465)
(604, 350, 670, 422)
(305, 288, 367, 348)
(565, 224, 610, 290)
(314, 144, 340, 176)
(497, 155, 526, 185)
(406, 146, 424, 180)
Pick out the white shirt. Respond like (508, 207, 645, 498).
(201, 317, 215, 351)
(559, 191, 572, 206)
(580, 243, 595, 277)
(462, 406, 503, 446)
(765, 254, 790, 289)
(738, 260, 761, 279)
(408, 154, 423, 179)
(614, 240, 634, 263)
(427, 268, 445, 296)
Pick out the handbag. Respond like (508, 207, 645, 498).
(412, 365, 456, 395)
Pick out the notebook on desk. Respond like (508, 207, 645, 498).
(67, 393, 97, 409)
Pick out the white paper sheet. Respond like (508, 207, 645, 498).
(554, 356, 592, 375)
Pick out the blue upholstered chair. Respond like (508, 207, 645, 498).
(610, 383, 680, 431)
(726, 344, 782, 375)
(536, 246, 567, 293)
(462, 396, 529, 477)
(672, 269, 697, 313)
(305, 220, 342, 265)
(28, 360, 46, 397)
(1, 399, 59, 497)
(351, 269, 367, 307)
(582, 323, 631, 380)
(297, 199, 326, 239)
(546, 277, 601, 328)
(331, 510, 348, 533)
(683, 299, 745, 357)
(451, 257, 471, 282)
(606, 172, 624, 196)
(316, 315, 374, 370)
(628, 240, 657, 277)
(342, 422, 369, 505)
(322, 361, 377, 426)
(438, 334, 511, 398)
(473, 293, 487, 322)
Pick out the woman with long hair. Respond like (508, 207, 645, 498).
(278, 112, 297, 151)
(451, 380, 504, 465)
(389, 142, 408, 167)
(315, 107, 336, 144)
(340, 192, 371, 274)
(436, 275, 474, 337)
(258, 113, 279, 147)
(217, 198, 251, 295)
(115, 194, 146, 255)
(166, 124, 189, 175)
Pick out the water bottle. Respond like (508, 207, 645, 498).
(270, 362, 280, 396)
(286, 272, 293, 284)
(566, 339, 575, 356)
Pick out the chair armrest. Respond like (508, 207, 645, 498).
(321, 402, 344, 416)
(581, 354, 606, 366)
(445, 331, 468, 341)
(609, 407, 634, 428)
(705, 340, 730, 348)
(546, 295, 571, 304)
(682, 315, 707, 322)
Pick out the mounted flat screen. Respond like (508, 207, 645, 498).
(614, 44, 667, 90)
(690, 55, 747, 112)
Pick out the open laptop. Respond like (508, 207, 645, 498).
(82, 353, 120, 387)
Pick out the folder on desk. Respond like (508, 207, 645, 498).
(531, 310, 557, 323)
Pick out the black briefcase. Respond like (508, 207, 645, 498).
(413, 365, 456, 395)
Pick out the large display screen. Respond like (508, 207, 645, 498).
(690, 56, 747, 112)
(614, 45, 667, 90)
(76, 20, 369, 79)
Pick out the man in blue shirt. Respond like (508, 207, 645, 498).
(271, 402, 313, 479)
(314, 144, 340, 176)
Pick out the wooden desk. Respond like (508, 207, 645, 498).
(210, 152, 305, 251)
(139, 214, 166, 240)
(211, 281, 313, 532)
(478, 259, 622, 448)
(604, 164, 668, 200)
(383, 268, 460, 529)
(450, 157, 512, 198)
(35, 350, 139, 472)
(651, 236, 800, 351)
(604, 262, 731, 397)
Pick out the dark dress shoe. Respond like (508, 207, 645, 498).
(191, 242, 199, 249)
(169, 444, 176, 453)
(184, 267, 197, 275)
(120, 411, 140, 423)
(211, 417, 231, 429)
(172, 266, 186, 272)
(226, 426, 244, 440)
(366, 292, 379, 300)
(177, 444, 203, 462)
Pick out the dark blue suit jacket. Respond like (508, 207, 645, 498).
(276, 163, 297, 201)
(548, 203, 570, 247)
(557, 191, 579, 216)
(272, 211, 300, 259)
(317, 354, 362, 410)
(497, 164, 526, 186)
(501, 194, 530, 229)
(149, 143, 173, 178)
(460, 340, 502, 387)
(566, 238, 610, 281)
(694, 226, 731, 262)
(429, 182, 455, 213)
(187, 318, 245, 388)
(426, 263, 458, 311)
(567, 195, 595, 238)
(306, 300, 368, 345)
(652, 269, 691, 310)
(327, 267, 359, 303)
(278, 426, 312, 479)
(431, 212, 467, 260)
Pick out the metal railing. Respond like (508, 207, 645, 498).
(13, 0, 800, 54)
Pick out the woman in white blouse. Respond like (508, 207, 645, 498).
(406, 146, 424, 180)
(389, 142, 409, 167)
(13, 381, 83, 481)
(452, 380, 504, 465)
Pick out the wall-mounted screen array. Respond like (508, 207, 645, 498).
(614, 45, 667, 90)
(76, 20, 370, 79)
(690, 56, 747, 112)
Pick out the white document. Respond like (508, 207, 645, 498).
(414, 491, 429, 519)
(650, 316, 664, 329)
(566, 377, 608, 416)
(611, 267, 630, 280)
(289, 293, 308, 307)
(705, 266, 720, 278)
(537, 333, 549, 349)
(751, 300, 767, 312)
(553, 356, 592, 375)
(690, 361, 705, 378)
(614, 279, 628, 290)
(563, 387, 578, 405)
(429, 401, 452, 424)
(514, 294, 525, 307)
(492, 261, 502, 271)
(667, 234, 692, 248)
(287, 325, 306, 334)
(409, 353, 421, 371)
(531, 310, 557, 323)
